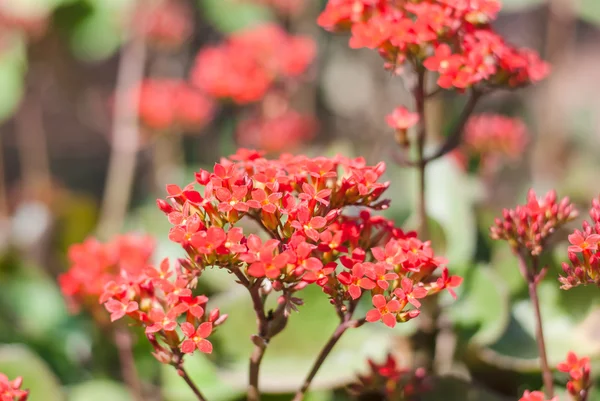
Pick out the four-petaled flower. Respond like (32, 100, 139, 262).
(105, 299, 139, 322)
(180, 322, 214, 354)
(366, 294, 401, 328)
(567, 231, 600, 253)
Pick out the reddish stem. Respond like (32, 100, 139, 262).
(517, 252, 554, 398)
(177, 365, 208, 401)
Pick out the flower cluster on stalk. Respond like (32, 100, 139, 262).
(318, 0, 549, 89)
(0, 374, 28, 401)
(157, 148, 460, 331)
(490, 189, 577, 256)
(560, 196, 600, 290)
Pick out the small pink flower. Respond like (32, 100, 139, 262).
(366, 294, 401, 328)
(386, 106, 419, 130)
(180, 322, 213, 354)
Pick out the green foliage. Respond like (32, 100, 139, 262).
(209, 285, 395, 393)
(200, 0, 275, 33)
(0, 344, 65, 401)
(0, 38, 27, 123)
(67, 380, 133, 401)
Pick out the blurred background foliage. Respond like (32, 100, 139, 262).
(1, 0, 600, 400)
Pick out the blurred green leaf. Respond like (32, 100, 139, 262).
(67, 380, 133, 401)
(0, 344, 65, 401)
(211, 285, 397, 393)
(426, 156, 481, 274)
(450, 264, 510, 347)
(579, 0, 600, 25)
(2, 273, 68, 340)
(162, 353, 243, 401)
(422, 376, 507, 401)
(478, 282, 600, 372)
(490, 244, 527, 297)
(68, 1, 134, 61)
(0, 37, 27, 123)
(200, 0, 275, 33)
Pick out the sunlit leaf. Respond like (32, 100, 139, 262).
(67, 380, 133, 401)
(211, 285, 398, 392)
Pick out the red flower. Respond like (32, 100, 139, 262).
(180, 322, 213, 354)
(567, 231, 600, 253)
(366, 294, 401, 328)
(394, 278, 427, 308)
(0, 374, 28, 401)
(105, 299, 139, 322)
(145, 303, 189, 334)
(519, 390, 558, 401)
(338, 263, 376, 300)
(385, 107, 419, 131)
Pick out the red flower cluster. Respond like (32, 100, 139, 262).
(101, 256, 226, 359)
(158, 149, 460, 329)
(0, 374, 28, 401)
(136, 0, 192, 49)
(560, 196, 600, 290)
(462, 113, 529, 172)
(557, 352, 591, 400)
(62, 235, 225, 360)
(348, 354, 428, 400)
(519, 390, 558, 401)
(236, 93, 317, 153)
(59, 235, 155, 316)
(490, 190, 577, 256)
(190, 24, 316, 104)
(135, 79, 215, 133)
(318, 0, 548, 90)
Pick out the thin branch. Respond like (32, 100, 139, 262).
(421, 89, 482, 164)
(14, 92, 52, 198)
(114, 327, 145, 401)
(177, 365, 208, 401)
(292, 314, 366, 401)
(247, 280, 269, 401)
(0, 132, 8, 219)
(96, 26, 148, 240)
(517, 252, 554, 398)
(413, 68, 428, 239)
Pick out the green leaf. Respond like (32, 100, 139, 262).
(422, 376, 507, 401)
(579, 0, 600, 25)
(210, 285, 398, 393)
(67, 380, 133, 401)
(200, 0, 275, 33)
(478, 282, 600, 372)
(0, 344, 65, 401)
(2, 273, 68, 340)
(68, 1, 134, 61)
(161, 352, 243, 401)
(426, 156, 481, 274)
(450, 264, 510, 347)
(0, 37, 27, 123)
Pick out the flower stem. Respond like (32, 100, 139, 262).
(528, 279, 554, 398)
(517, 253, 554, 398)
(413, 68, 428, 238)
(292, 312, 364, 401)
(177, 366, 208, 401)
(96, 20, 147, 240)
